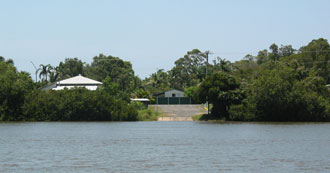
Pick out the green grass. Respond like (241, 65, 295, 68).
(137, 107, 163, 121)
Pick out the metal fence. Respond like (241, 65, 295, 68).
(154, 97, 192, 105)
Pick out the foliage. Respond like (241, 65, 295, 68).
(230, 61, 330, 121)
(1, 38, 330, 122)
(38, 64, 52, 83)
(137, 108, 161, 121)
(197, 72, 244, 119)
(0, 61, 34, 120)
(100, 76, 129, 101)
(85, 54, 136, 92)
(138, 107, 162, 121)
(58, 58, 84, 78)
(169, 49, 206, 90)
(23, 88, 138, 121)
(184, 86, 199, 103)
(143, 69, 171, 94)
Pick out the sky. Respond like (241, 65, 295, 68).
(1, 0, 330, 79)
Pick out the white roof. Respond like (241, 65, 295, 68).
(130, 98, 150, 102)
(56, 74, 102, 85)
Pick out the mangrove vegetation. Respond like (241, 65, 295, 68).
(0, 38, 329, 121)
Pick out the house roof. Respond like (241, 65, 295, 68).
(164, 89, 184, 93)
(57, 74, 102, 85)
(152, 89, 184, 96)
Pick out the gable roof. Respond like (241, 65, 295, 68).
(57, 74, 102, 85)
(152, 89, 184, 96)
(164, 89, 184, 93)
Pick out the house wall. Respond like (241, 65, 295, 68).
(164, 90, 185, 97)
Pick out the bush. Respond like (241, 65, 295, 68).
(22, 88, 138, 121)
(0, 62, 34, 120)
(137, 107, 161, 121)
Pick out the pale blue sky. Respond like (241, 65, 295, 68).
(1, 0, 329, 79)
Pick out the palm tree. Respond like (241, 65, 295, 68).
(39, 64, 52, 83)
(213, 57, 232, 73)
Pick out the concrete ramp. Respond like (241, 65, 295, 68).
(149, 105, 206, 121)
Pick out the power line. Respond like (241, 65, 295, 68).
(211, 50, 330, 56)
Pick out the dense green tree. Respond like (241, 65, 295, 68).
(298, 38, 330, 83)
(184, 86, 199, 103)
(100, 76, 130, 101)
(0, 61, 34, 120)
(169, 49, 205, 90)
(248, 61, 330, 121)
(197, 72, 244, 119)
(23, 88, 138, 121)
(58, 58, 84, 78)
(232, 54, 259, 83)
(0, 56, 14, 65)
(85, 54, 135, 92)
(49, 66, 60, 83)
(211, 57, 232, 73)
(143, 69, 171, 94)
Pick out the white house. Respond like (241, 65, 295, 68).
(40, 74, 102, 91)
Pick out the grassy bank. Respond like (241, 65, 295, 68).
(137, 107, 163, 121)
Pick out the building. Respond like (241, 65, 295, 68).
(152, 89, 192, 104)
(39, 74, 102, 91)
(153, 89, 186, 98)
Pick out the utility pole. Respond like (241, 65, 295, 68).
(30, 61, 38, 82)
(205, 51, 210, 76)
(204, 50, 212, 115)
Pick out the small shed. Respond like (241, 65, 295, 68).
(152, 89, 191, 105)
(164, 89, 185, 97)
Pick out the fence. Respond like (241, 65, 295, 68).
(154, 97, 192, 105)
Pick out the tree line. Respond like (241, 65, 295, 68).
(1, 38, 329, 121)
(0, 55, 138, 121)
(143, 38, 330, 121)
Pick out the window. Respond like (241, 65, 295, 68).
(172, 94, 176, 97)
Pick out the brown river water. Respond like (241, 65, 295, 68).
(0, 122, 330, 172)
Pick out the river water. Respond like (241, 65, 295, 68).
(0, 122, 330, 172)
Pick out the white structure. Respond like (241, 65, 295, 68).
(130, 98, 150, 108)
(40, 74, 102, 91)
(164, 89, 185, 97)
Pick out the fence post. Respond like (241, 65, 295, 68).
(179, 97, 181, 104)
